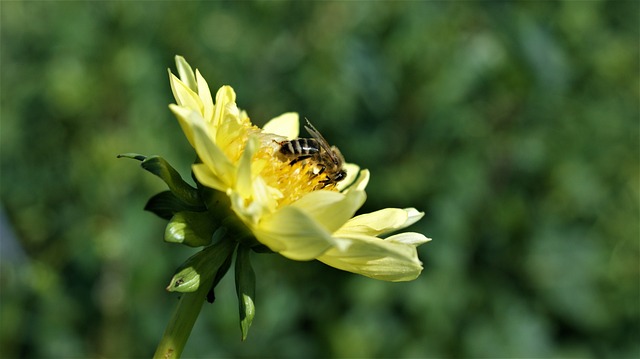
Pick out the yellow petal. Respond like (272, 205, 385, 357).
(337, 208, 425, 237)
(253, 206, 335, 261)
(386, 232, 432, 246)
(402, 208, 425, 229)
(343, 169, 369, 193)
(336, 163, 361, 192)
(174, 55, 198, 91)
(262, 112, 299, 139)
(190, 118, 235, 187)
(212, 86, 237, 128)
(317, 234, 423, 282)
(336, 208, 409, 237)
(192, 163, 227, 192)
(196, 70, 214, 124)
(168, 73, 202, 113)
(291, 189, 366, 233)
(236, 135, 258, 198)
(169, 104, 197, 147)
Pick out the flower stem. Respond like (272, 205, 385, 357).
(153, 280, 211, 359)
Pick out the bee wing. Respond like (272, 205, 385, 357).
(304, 119, 340, 163)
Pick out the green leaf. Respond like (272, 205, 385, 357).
(118, 153, 205, 212)
(140, 156, 202, 208)
(235, 245, 256, 341)
(145, 191, 204, 220)
(165, 211, 218, 247)
(167, 239, 237, 293)
(117, 153, 147, 161)
(207, 251, 233, 304)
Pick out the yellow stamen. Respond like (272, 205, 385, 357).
(253, 133, 338, 207)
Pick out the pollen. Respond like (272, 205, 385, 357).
(253, 133, 338, 207)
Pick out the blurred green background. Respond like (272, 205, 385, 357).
(1, 1, 638, 358)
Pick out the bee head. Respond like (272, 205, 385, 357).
(333, 169, 347, 182)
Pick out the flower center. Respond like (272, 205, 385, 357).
(254, 132, 338, 207)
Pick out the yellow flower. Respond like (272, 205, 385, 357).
(168, 56, 431, 281)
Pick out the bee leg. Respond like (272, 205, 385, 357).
(309, 165, 326, 179)
(289, 155, 312, 166)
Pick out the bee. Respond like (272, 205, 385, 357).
(278, 119, 347, 187)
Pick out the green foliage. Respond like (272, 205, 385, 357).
(1, 1, 638, 358)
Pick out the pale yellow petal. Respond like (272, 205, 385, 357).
(343, 169, 369, 193)
(337, 207, 425, 237)
(254, 206, 335, 261)
(236, 135, 258, 198)
(262, 112, 300, 139)
(196, 70, 214, 124)
(336, 208, 409, 237)
(169, 104, 196, 148)
(174, 55, 197, 91)
(190, 119, 235, 187)
(192, 163, 227, 192)
(336, 163, 361, 192)
(168, 73, 202, 113)
(230, 186, 265, 226)
(386, 232, 432, 246)
(212, 86, 237, 128)
(402, 208, 424, 229)
(291, 189, 366, 233)
(317, 234, 423, 282)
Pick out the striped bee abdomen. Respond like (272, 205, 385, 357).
(279, 138, 321, 156)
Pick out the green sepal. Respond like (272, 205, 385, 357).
(167, 239, 237, 293)
(165, 211, 218, 247)
(250, 244, 275, 254)
(117, 153, 146, 161)
(142, 156, 202, 207)
(145, 191, 205, 220)
(118, 153, 202, 208)
(235, 245, 256, 341)
(206, 250, 234, 304)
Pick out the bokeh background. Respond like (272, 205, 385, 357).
(1, 1, 638, 358)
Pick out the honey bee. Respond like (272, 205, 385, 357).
(278, 119, 347, 187)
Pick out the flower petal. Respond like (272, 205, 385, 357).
(196, 70, 214, 124)
(386, 232, 432, 246)
(337, 208, 425, 237)
(212, 86, 237, 129)
(262, 112, 299, 139)
(169, 103, 197, 148)
(174, 55, 198, 91)
(236, 135, 259, 198)
(169, 73, 202, 113)
(189, 117, 235, 187)
(253, 206, 335, 261)
(336, 208, 409, 237)
(402, 208, 424, 229)
(343, 169, 369, 193)
(317, 234, 423, 282)
(336, 163, 361, 192)
(192, 163, 227, 192)
(291, 189, 366, 233)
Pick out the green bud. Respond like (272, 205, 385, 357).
(167, 239, 236, 293)
(165, 211, 218, 247)
(235, 245, 256, 341)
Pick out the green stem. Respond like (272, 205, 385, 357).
(153, 280, 211, 359)
(153, 239, 236, 358)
